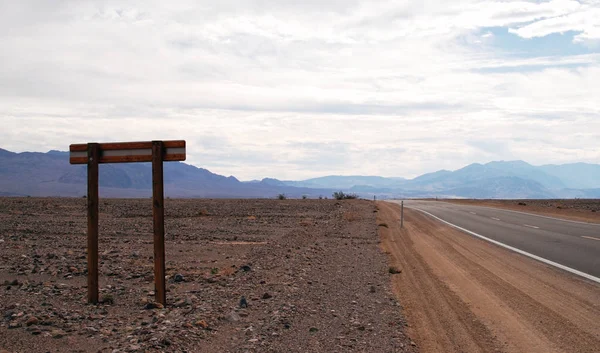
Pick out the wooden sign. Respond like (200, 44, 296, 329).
(69, 140, 186, 164)
(69, 140, 186, 306)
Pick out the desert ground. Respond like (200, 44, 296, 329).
(0, 198, 415, 353)
(442, 199, 600, 223)
(2, 197, 599, 353)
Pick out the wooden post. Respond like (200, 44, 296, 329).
(152, 141, 166, 306)
(87, 143, 100, 304)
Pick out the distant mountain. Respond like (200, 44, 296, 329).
(1, 148, 598, 199)
(0, 149, 329, 198)
(281, 175, 406, 189)
(539, 163, 600, 189)
(274, 160, 600, 199)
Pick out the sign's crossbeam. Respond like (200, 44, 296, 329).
(69, 140, 186, 164)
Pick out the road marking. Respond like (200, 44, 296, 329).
(469, 212, 477, 215)
(410, 207, 600, 285)
(491, 217, 501, 221)
(581, 236, 600, 242)
(524, 224, 540, 229)
(426, 201, 600, 226)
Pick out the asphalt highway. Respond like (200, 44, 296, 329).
(392, 200, 600, 279)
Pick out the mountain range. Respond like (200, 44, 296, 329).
(1, 148, 599, 199)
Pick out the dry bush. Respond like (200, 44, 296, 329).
(198, 209, 210, 216)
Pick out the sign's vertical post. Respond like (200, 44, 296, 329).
(87, 143, 100, 304)
(152, 141, 166, 306)
(401, 200, 404, 229)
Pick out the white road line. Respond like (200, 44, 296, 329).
(491, 217, 501, 221)
(524, 224, 540, 229)
(410, 207, 600, 285)
(469, 212, 477, 215)
(581, 236, 600, 242)
(429, 201, 600, 226)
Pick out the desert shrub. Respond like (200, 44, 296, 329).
(302, 195, 307, 199)
(333, 191, 359, 200)
(277, 194, 287, 200)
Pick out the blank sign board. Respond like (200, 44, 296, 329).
(69, 140, 186, 164)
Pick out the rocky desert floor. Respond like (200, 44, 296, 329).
(443, 199, 600, 223)
(0, 198, 416, 353)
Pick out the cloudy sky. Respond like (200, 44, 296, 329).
(1, 0, 599, 180)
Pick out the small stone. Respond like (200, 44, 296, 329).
(173, 274, 184, 283)
(226, 311, 241, 322)
(240, 265, 251, 272)
(25, 316, 39, 326)
(309, 327, 319, 333)
(51, 329, 66, 339)
(262, 293, 272, 300)
(411, 341, 417, 346)
(144, 302, 164, 310)
(239, 296, 248, 308)
(192, 319, 208, 328)
(8, 322, 21, 329)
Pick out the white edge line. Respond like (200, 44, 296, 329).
(411, 207, 600, 285)
(435, 201, 599, 226)
(524, 224, 540, 229)
(491, 217, 501, 221)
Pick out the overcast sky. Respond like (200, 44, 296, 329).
(1, 0, 599, 180)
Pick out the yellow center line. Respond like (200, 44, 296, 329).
(581, 236, 600, 242)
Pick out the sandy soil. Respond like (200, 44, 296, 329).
(0, 198, 416, 353)
(377, 201, 600, 353)
(443, 199, 600, 224)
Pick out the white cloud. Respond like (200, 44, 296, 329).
(0, 0, 599, 180)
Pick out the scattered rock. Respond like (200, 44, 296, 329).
(173, 274, 185, 283)
(51, 329, 66, 339)
(226, 311, 241, 322)
(262, 292, 272, 300)
(173, 297, 192, 308)
(239, 296, 248, 308)
(195, 320, 209, 329)
(25, 316, 39, 326)
(144, 302, 164, 310)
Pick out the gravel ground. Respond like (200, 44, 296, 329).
(0, 198, 416, 353)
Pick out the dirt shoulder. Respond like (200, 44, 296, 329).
(442, 199, 600, 224)
(377, 201, 600, 353)
(0, 198, 415, 353)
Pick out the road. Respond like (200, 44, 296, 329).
(377, 202, 600, 353)
(395, 200, 600, 279)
